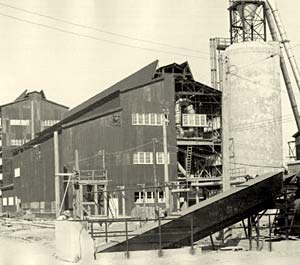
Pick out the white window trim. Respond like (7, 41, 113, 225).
(182, 114, 207, 127)
(8, 197, 14, 206)
(14, 168, 20, 178)
(132, 113, 164, 126)
(156, 152, 170, 164)
(3, 197, 7, 206)
(10, 119, 30, 126)
(133, 152, 153, 164)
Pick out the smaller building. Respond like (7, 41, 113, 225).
(0, 90, 69, 213)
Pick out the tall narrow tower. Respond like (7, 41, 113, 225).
(222, 0, 283, 191)
(229, 0, 266, 44)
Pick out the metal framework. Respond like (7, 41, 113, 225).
(229, 1, 267, 44)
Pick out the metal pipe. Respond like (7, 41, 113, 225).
(265, 0, 300, 130)
(267, 0, 300, 94)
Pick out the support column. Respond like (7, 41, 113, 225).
(163, 111, 171, 213)
(54, 131, 60, 218)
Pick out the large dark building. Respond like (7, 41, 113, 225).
(0, 90, 68, 212)
(2, 61, 221, 218)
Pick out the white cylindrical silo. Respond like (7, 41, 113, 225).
(222, 41, 283, 190)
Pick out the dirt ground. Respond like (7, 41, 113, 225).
(1, 218, 300, 265)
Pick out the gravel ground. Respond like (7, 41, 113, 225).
(1, 219, 300, 265)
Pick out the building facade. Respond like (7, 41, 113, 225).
(2, 61, 221, 218)
(0, 90, 68, 212)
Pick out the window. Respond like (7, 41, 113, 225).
(134, 191, 164, 204)
(134, 191, 145, 203)
(144, 114, 150, 125)
(0, 173, 2, 181)
(150, 113, 156, 125)
(158, 191, 165, 203)
(10, 119, 30, 126)
(10, 139, 25, 146)
(14, 168, 20, 178)
(132, 113, 164, 126)
(41, 120, 60, 127)
(156, 152, 170, 164)
(182, 114, 207, 127)
(138, 114, 144, 125)
(146, 192, 154, 203)
(132, 113, 138, 125)
(133, 152, 153, 164)
(3, 197, 7, 206)
(8, 197, 14, 206)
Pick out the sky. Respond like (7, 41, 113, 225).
(0, 0, 299, 161)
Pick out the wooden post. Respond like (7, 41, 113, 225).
(30, 100, 35, 140)
(54, 131, 60, 218)
(162, 111, 170, 214)
(152, 138, 158, 218)
(105, 221, 108, 243)
(190, 214, 195, 254)
(91, 222, 94, 239)
(125, 220, 129, 258)
(104, 185, 108, 217)
(158, 215, 163, 257)
(74, 149, 80, 218)
(268, 215, 272, 252)
(79, 185, 83, 220)
(248, 217, 252, 251)
(209, 233, 215, 250)
(94, 184, 98, 216)
(256, 219, 260, 251)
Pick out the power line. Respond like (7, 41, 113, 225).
(0, 12, 207, 60)
(231, 115, 294, 131)
(0, 1, 209, 55)
(231, 114, 293, 130)
(230, 72, 288, 94)
(232, 116, 294, 132)
(230, 161, 284, 169)
(66, 139, 156, 165)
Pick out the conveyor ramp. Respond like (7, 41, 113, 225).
(97, 171, 283, 253)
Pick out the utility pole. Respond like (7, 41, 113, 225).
(117, 185, 126, 217)
(101, 149, 108, 217)
(137, 183, 146, 218)
(74, 149, 80, 218)
(54, 131, 60, 218)
(162, 109, 171, 214)
(152, 138, 159, 218)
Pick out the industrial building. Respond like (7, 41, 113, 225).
(1, 61, 222, 217)
(0, 90, 69, 212)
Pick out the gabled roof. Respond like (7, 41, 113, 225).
(155, 61, 194, 80)
(1, 90, 68, 109)
(64, 60, 159, 120)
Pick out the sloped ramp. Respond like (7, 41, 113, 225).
(97, 171, 283, 253)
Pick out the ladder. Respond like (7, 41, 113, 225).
(185, 146, 193, 177)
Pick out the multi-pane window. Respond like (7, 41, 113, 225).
(156, 152, 170, 164)
(133, 152, 153, 164)
(10, 139, 27, 146)
(8, 197, 14, 206)
(10, 119, 30, 126)
(132, 113, 164, 126)
(134, 191, 165, 203)
(133, 152, 169, 164)
(42, 120, 60, 127)
(182, 114, 207, 127)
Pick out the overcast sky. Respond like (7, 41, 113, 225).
(0, 0, 299, 161)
